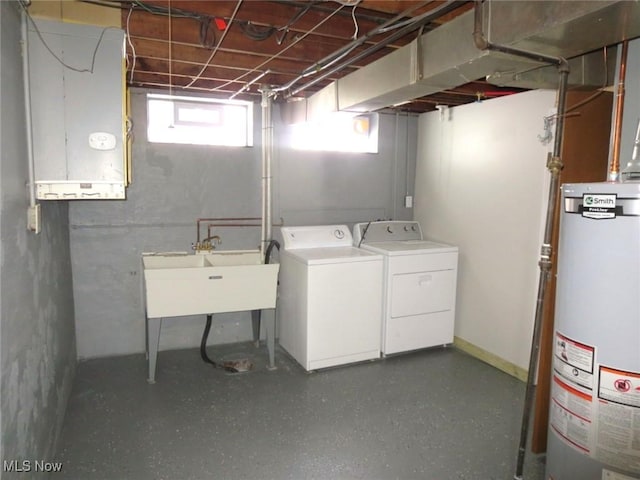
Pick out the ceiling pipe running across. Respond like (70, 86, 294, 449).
(283, 0, 432, 86)
(278, 0, 465, 98)
(244, 0, 433, 100)
(279, 0, 640, 123)
(472, 0, 567, 69)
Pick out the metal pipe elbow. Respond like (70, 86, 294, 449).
(472, 0, 489, 51)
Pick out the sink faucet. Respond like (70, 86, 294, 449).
(192, 235, 221, 253)
(204, 235, 221, 246)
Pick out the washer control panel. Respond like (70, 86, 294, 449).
(281, 225, 353, 250)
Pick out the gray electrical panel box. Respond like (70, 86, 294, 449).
(27, 19, 128, 200)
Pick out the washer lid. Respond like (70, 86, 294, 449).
(362, 240, 458, 255)
(281, 225, 352, 250)
(283, 246, 382, 265)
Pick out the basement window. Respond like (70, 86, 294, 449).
(147, 94, 253, 147)
(291, 112, 379, 153)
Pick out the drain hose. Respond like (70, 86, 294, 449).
(201, 314, 244, 372)
(199, 240, 281, 371)
(265, 239, 280, 264)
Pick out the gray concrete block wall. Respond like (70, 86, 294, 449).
(68, 90, 417, 360)
(1, 2, 77, 475)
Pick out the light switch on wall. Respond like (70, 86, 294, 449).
(404, 195, 413, 208)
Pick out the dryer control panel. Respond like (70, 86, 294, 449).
(353, 221, 423, 245)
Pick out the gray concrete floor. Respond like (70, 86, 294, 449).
(55, 344, 546, 480)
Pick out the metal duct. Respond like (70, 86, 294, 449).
(336, 11, 545, 112)
(281, 0, 640, 119)
(486, 47, 617, 90)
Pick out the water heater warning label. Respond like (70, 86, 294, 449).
(582, 194, 618, 219)
(554, 331, 595, 389)
(595, 365, 640, 474)
(599, 366, 640, 408)
(550, 332, 596, 456)
(550, 374, 593, 454)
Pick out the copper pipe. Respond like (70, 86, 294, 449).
(197, 217, 262, 221)
(203, 221, 285, 249)
(610, 40, 629, 182)
(207, 223, 262, 228)
(196, 217, 261, 243)
(206, 223, 261, 242)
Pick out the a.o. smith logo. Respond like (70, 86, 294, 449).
(584, 195, 615, 206)
(582, 194, 616, 219)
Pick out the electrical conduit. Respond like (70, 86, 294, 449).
(21, 8, 38, 217)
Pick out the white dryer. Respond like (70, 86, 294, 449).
(278, 225, 383, 371)
(353, 220, 458, 355)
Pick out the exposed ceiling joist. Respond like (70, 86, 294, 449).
(110, 0, 628, 113)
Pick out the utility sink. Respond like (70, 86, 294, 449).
(141, 250, 280, 383)
(142, 250, 279, 318)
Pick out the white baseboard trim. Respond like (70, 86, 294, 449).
(454, 336, 528, 382)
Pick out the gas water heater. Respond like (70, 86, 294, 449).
(546, 182, 640, 480)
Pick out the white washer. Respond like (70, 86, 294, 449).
(278, 225, 383, 371)
(353, 220, 458, 355)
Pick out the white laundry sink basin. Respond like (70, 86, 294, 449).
(142, 250, 279, 318)
(142, 249, 280, 383)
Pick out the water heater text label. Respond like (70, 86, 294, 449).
(582, 194, 617, 219)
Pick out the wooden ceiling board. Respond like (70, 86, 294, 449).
(126, 13, 400, 67)
(136, 0, 396, 41)
(359, 0, 473, 22)
(129, 37, 329, 73)
(130, 56, 340, 93)
(121, 0, 521, 112)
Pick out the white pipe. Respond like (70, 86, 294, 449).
(392, 112, 399, 220)
(21, 8, 36, 209)
(260, 87, 273, 257)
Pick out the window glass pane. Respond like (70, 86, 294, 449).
(291, 112, 378, 153)
(175, 103, 223, 126)
(147, 94, 253, 147)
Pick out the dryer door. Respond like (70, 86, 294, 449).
(390, 268, 456, 318)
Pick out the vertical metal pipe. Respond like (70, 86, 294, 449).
(260, 87, 273, 257)
(514, 66, 570, 480)
(21, 9, 36, 209)
(609, 40, 629, 182)
(265, 92, 273, 246)
(471, 3, 572, 477)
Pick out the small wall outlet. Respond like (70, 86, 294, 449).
(28, 204, 41, 234)
(404, 195, 413, 208)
